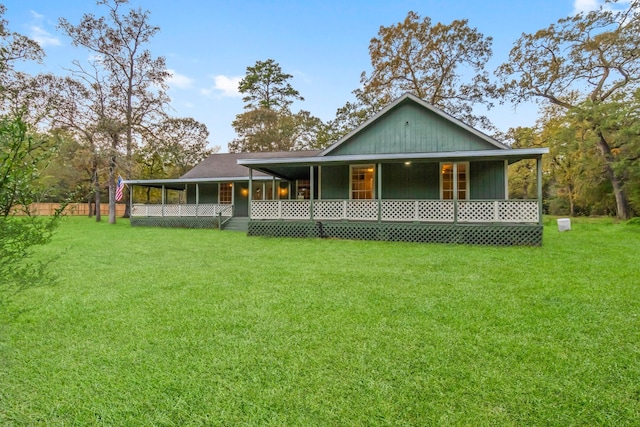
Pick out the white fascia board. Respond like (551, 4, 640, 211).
(123, 176, 277, 185)
(238, 148, 549, 167)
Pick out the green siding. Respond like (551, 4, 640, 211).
(470, 161, 505, 199)
(381, 162, 440, 199)
(186, 184, 195, 203)
(320, 165, 349, 199)
(329, 101, 498, 156)
(199, 184, 218, 203)
(185, 183, 220, 203)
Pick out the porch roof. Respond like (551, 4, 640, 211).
(123, 175, 277, 190)
(237, 147, 549, 180)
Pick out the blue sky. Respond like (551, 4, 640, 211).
(3, 0, 607, 152)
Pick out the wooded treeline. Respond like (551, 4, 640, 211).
(2, 0, 639, 220)
(1, 0, 216, 227)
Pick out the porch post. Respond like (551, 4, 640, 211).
(248, 168, 253, 219)
(129, 184, 133, 217)
(453, 162, 458, 224)
(504, 160, 509, 200)
(272, 176, 276, 199)
(310, 166, 315, 220)
(161, 184, 165, 217)
(537, 156, 543, 225)
(195, 183, 199, 217)
(377, 163, 382, 223)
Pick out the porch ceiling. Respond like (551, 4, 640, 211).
(239, 148, 549, 178)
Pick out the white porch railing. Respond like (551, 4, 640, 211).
(131, 203, 233, 217)
(250, 199, 539, 223)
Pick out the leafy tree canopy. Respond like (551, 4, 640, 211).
(238, 59, 303, 111)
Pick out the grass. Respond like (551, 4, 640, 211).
(1, 216, 639, 426)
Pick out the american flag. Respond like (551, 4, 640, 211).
(115, 175, 124, 201)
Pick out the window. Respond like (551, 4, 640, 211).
(351, 165, 375, 199)
(296, 180, 310, 199)
(441, 163, 468, 200)
(219, 182, 233, 204)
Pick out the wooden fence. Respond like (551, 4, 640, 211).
(12, 203, 126, 216)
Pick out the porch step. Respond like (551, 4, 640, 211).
(222, 216, 249, 232)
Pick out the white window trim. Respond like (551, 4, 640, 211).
(439, 161, 469, 200)
(349, 164, 376, 200)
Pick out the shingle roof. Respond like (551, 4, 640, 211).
(180, 150, 322, 179)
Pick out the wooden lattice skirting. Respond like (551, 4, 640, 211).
(130, 217, 220, 229)
(248, 220, 543, 246)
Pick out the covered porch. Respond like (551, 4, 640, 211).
(238, 148, 548, 245)
(124, 177, 244, 228)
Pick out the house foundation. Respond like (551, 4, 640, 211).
(248, 220, 543, 246)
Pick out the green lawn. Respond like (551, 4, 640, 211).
(1, 217, 639, 426)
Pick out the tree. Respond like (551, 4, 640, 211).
(238, 59, 303, 110)
(229, 108, 290, 152)
(34, 130, 93, 203)
(495, 0, 640, 219)
(0, 5, 43, 79)
(0, 115, 60, 303)
(59, 0, 171, 221)
(0, 5, 61, 126)
(229, 59, 322, 152)
(356, 11, 495, 130)
(315, 100, 375, 148)
(0, 7, 61, 302)
(137, 117, 216, 179)
(52, 72, 118, 222)
(504, 126, 541, 200)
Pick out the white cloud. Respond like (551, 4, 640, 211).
(573, 0, 631, 14)
(201, 75, 242, 98)
(167, 69, 194, 89)
(28, 11, 61, 47)
(573, 0, 600, 14)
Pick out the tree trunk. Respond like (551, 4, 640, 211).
(108, 135, 118, 224)
(95, 189, 101, 222)
(122, 187, 131, 218)
(94, 166, 101, 222)
(568, 184, 575, 217)
(596, 132, 631, 220)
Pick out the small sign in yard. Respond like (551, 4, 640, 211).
(557, 218, 571, 232)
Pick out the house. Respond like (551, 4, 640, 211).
(125, 93, 548, 245)
(124, 150, 320, 228)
